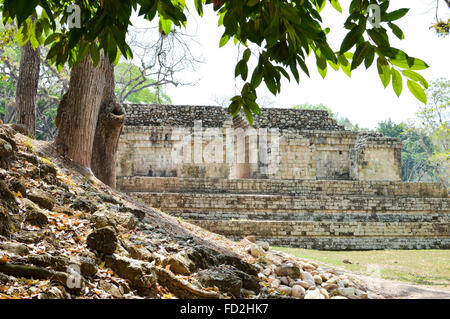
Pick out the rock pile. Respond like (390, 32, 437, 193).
(241, 237, 379, 299)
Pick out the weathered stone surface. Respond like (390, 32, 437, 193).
(0, 138, 13, 163)
(300, 270, 316, 287)
(69, 256, 98, 277)
(255, 241, 270, 251)
(197, 266, 242, 298)
(278, 285, 292, 296)
(0, 242, 29, 256)
(14, 229, 55, 244)
(99, 280, 123, 298)
(323, 282, 339, 291)
(24, 209, 48, 227)
(70, 199, 97, 213)
(10, 179, 27, 196)
(274, 263, 301, 279)
(304, 288, 324, 299)
(27, 254, 68, 271)
(91, 210, 137, 230)
(105, 254, 156, 291)
(87, 226, 118, 254)
(291, 280, 311, 289)
(250, 244, 265, 258)
(27, 189, 56, 210)
(338, 287, 363, 299)
(0, 205, 11, 237)
(163, 254, 194, 276)
(292, 285, 306, 298)
(313, 275, 323, 285)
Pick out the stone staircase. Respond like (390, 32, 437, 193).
(118, 177, 450, 250)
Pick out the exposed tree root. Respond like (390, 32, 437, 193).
(0, 263, 81, 289)
(154, 267, 221, 299)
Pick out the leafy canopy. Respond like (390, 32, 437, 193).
(0, 0, 431, 124)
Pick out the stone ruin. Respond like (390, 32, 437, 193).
(116, 104, 450, 250)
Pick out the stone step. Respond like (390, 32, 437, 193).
(188, 219, 450, 250)
(118, 177, 448, 198)
(166, 210, 450, 222)
(131, 192, 450, 214)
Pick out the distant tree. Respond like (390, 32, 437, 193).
(15, 26, 40, 136)
(115, 62, 172, 104)
(335, 116, 362, 132)
(292, 103, 367, 131)
(292, 103, 335, 117)
(416, 78, 449, 186)
(115, 26, 201, 104)
(377, 119, 437, 182)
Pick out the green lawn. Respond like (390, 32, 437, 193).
(274, 247, 450, 289)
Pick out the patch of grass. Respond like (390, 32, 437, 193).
(24, 137, 34, 151)
(274, 247, 450, 289)
(40, 157, 53, 165)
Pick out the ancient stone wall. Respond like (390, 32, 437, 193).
(120, 177, 450, 250)
(117, 104, 449, 250)
(118, 104, 402, 181)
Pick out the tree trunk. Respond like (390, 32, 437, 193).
(54, 54, 109, 168)
(16, 41, 40, 137)
(55, 53, 124, 188)
(91, 62, 125, 188)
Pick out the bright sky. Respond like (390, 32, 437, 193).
(134, 0, 450, 129)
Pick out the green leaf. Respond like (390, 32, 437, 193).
(315, 51, 327, 79)
(159, 16, 172, 35)
(330, 0, 342, 13)
(240, 61, 248, 80)
(364, 45, 375, 69)
(6, 0, 38, 26)
(243, 49, 251, 62)
(390, 55, 429, 70)
(401, 70, 428, 89)
(367, 29, 390, 48)
(338, 54, 351, 77)
(228, 100, 241, 116)
(194, 0, 204, 16)
(251, 65, 263, 88)
(263, 68, 278, 95)
(219, 34, 230, 47)
(44, 32, 60, 46)
(388, 22, 404, 40)
(377, 57, 391, 88)
(247, 0, 259, 7)
(391, 68, 403, 97)
(340, 25, 363, 53)
(351, 42, 371, 70)
(244, 106, 254, 126)
(328, 60, 340, 71)
(383, 8, 409, 22)
(90, 43, 100, 67)
(407, 80, 427, 104)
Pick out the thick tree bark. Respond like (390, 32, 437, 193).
(91, 62, 125, 188)
(16, 41, 40, 137)
(55, 53, 124, 188)
(54, 54, 109, 168)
